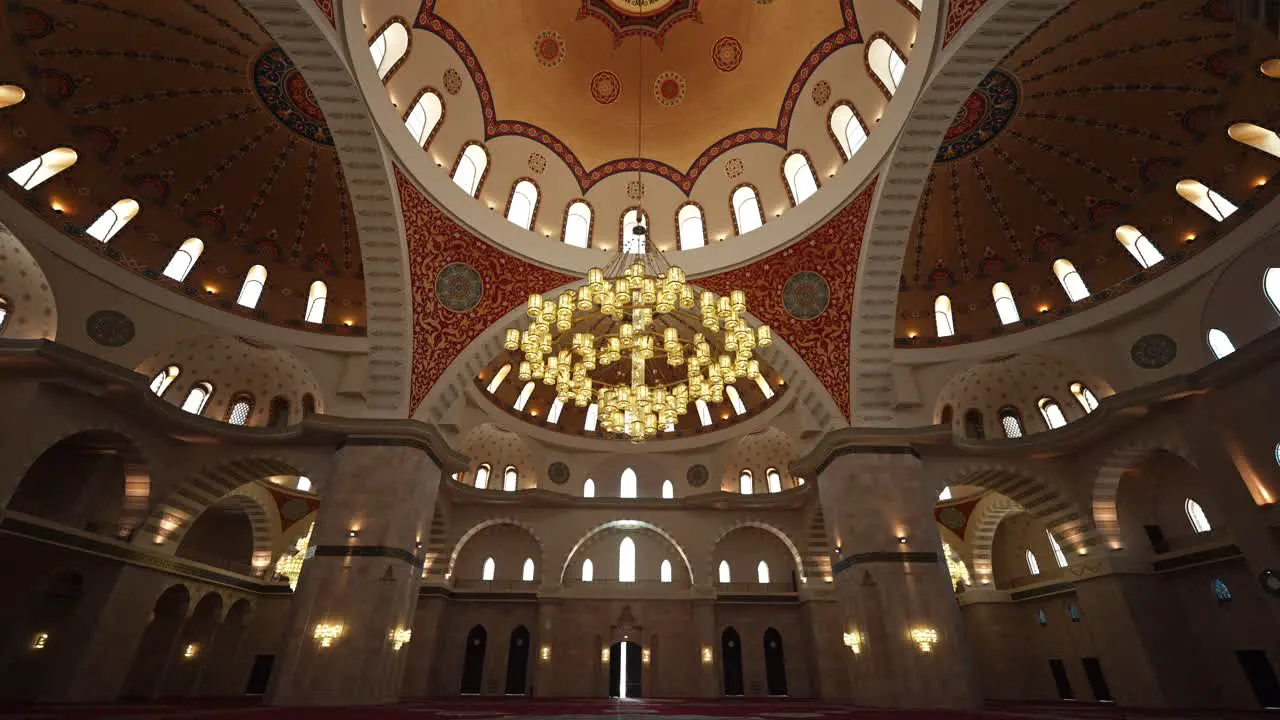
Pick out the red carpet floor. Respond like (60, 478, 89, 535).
(0, 697, 1268, 719)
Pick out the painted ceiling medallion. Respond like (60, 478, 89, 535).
(654, 71, 686, 107)
(533, 30, 566, 68)
(435, 262, 484, 313)
(935, 68, 1019, 162)
(782, 271, 830, 320)
(252, 46, 333, 146)
(578, 0, 701, 47)
(711, 36, 743, 72)
(590, 70, 622, 104)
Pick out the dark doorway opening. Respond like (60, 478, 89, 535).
(607, 641, 643, 698)
(721, 627, 744, 696)
(504, 626, 530, 695)
(1081, 657, 1113, 702)
(763, 627, 787, 696)
(1236, 649, 1280, 709)
(244, 654, 274, 695)
(1048, 658, 1074, 700)
(460, 625, 486, 694)
(120, 585, 190, 699)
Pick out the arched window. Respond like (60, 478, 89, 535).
(162, 238, 204, 282)
(1264, 267, 1280, 315)
(149, 365, 180, 397)
(296, 476, 312, 492)
(662, 479, 674, 499)
(677, 203, 706, 250)
(766, 468, 782, 494)
(236, 265, 268, 309)
(513, 381, 535, 411)
(757, 561, 770, 584)
(725, 385, 746, 415)
(226, 395, 253, 426)
(1176, 179, 1237, 221)
(474, 464, 490, 490)
(783, 152, 818, 205)
(522, 558, 535, 582)
(503, 466, 517, 492)
(622, 208, 648, 253)
(1038, 397, 1067, 430)
(452, 143, 488, 197)
(1114, 225, 1164, 269)
(405, 89, 443, 147)
(583, 478, 595, 498)
(991, 282, 1020, 325)
(938, 486, 952, 501)
(867, 37, 907, 95)
(547, 397, 564, 424)
(304, 280, 327, 324)
(482, 557, 496, 581)
(695, 398, 712, 427)
(739, 470, 753, 495)
(1207, 328, 1235, 359)
(934, 294, 955, 338)
(0, 85, 25, 109)
(619, 537, 636, 583)
(1228, 122, 1280, 158)
(829, 103, 868, 161)
(582, 559, 594, 582)
(755, 375, 775, 399)
(1025, 550, 1040, 576)
(86, 198, 140, 243)
(718, 560, 731, 583)
(964, 409, 985, 439)
(506, 180, 539, 230)
(999, 407, 1024, 439)
(181, 382, 213, 415)
(620, 468, 637, 499)
(563, 201, 592, 248)
(369, 21, 409, 79)
(660, 559, 672, 583)
(585, 402, 599, 431)
(1185, 498, 1211, 533)
(8, 147, 77, 189)
(486, 364, 511, 393)
(1052, 258, 1089, 302)
(731, 185, 763, 235)
(1046, 530, 1067, 568)
(1070, 382, 1099, 413)
(1213, 578, 1232, 602)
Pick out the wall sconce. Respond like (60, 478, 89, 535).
(390, 627, 412, 650)
(909, 626, 938, 653)
(183, 643, 200, 660)
(348, 529, 360, 538)
(897, 535, 908, 544)
(701, 646, 713, 664)
(30, 632, 48, 650)
(842, 630, 863, 655)
(313, 622, 345, 648)
(601, 647, 611, 663)
(642, 648, 651, 664)
(540, 645, 551, 662)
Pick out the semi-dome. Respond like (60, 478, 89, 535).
(935, 353, 1110, 439)
(0, 220, 56, 340)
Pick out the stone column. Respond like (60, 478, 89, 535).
(693, 597, 718, 697)
(530, 598, 559, 696)
(268, 440, 442, 706)
(817, 449, 980, 710)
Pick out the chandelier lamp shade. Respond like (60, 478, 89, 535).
(505, 237, 772, 442)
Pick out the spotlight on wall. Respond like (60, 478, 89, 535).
(348, 529, 360, 538)
(314, 622, 345, 648)
(30, 632, 48, 650)
(909, 626, 938, 653)
(897, 535, 908, 544)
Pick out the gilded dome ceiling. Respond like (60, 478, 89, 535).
(896, 0, 1280, 346)
(0, 0, 364, 334)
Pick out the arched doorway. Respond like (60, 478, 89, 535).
(460, 625, 486, 694)
(196, 598, 252, 696)
(120, 585, 190, 699)
(160, 592, 223, 697)
(6, 430, 149, 539)
(721, 627, 744, 696)
(607, 641, 643, 698)
(0, 571, 83, 701)
(504, 626, 530, 695)
(763, 627, 787, 695)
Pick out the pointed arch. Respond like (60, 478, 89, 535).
(618, 536, 636, 582)
(660, 558, 672, 583)
(521, 557, 535, 581)
(757, 560, 771, 584)
(718, 559, 731, 583)
(1185, 498, 1211, 533)
(661, 479, 674, 499)
(1207, 328, 1235, 359)
(581, 558, 593, 582)
(1025, 549, 1040, 576)
(1046, 529, 1067, 568)
(583, 478, 595, 498)
(86, 198, 140, 243)
(482, 557, 496, 581)
(162, 238, 204, 282)
(620, 467, 637, 499)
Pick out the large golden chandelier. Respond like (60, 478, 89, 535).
(504, 246, 771, 442)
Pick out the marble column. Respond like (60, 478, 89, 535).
(531, 599, 559, 696)
(268, 440, 442, 706)
(693, 597, 718, 697)
(817, 449, 980, 709)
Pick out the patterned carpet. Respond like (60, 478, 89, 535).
(0, 697, 1269, 719)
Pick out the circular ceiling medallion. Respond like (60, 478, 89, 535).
(605, 0, 677, 15)
(626, 179, 645, 200)
(548, 461, 570, 485)
(654, 71, 686, 107)
(811, 80, 832, 106)
(252, 47, 333, 146)
(1130, 333, 1177, 369)
(528, 153, 547, 174)
(936, 68, 1019, 163)
(435, 262, 484, 313)
(725, 157, 744, 179)
(85, 309, 135, 347)
(783, 271, 830, 320)
(687, 464, 709, 487)
(712, 36, 743, 72)
(590, 71, 622, 105)
(443, 68, 463, 95)
(533, 30, 566, 68)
